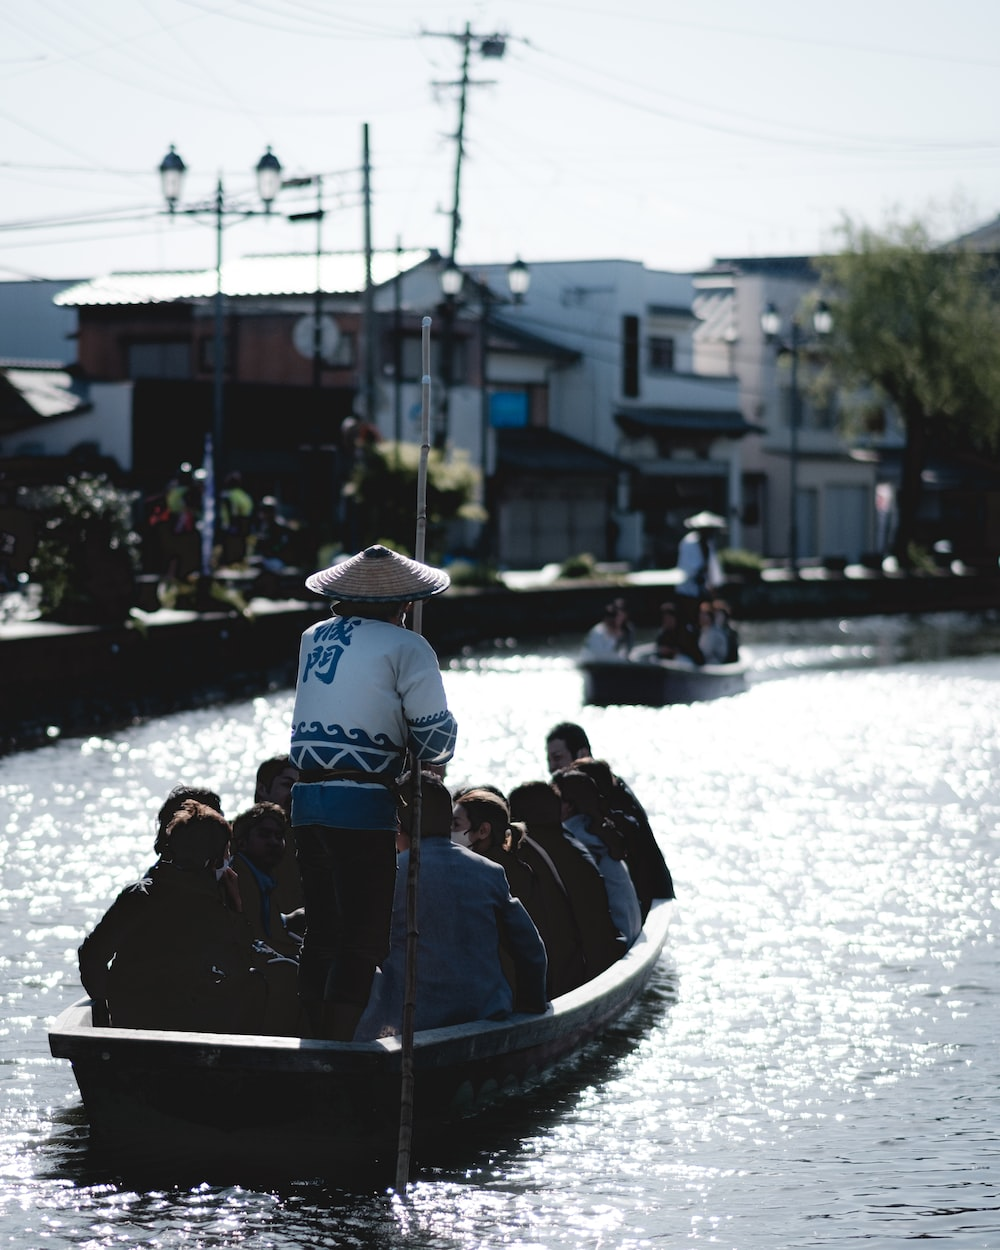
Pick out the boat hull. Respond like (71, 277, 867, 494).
(48, 900, 672, 1183)
(580, 653, 747, 706)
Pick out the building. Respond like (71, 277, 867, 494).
(2, 249, 915, 573)
(693, 257, 898, 565)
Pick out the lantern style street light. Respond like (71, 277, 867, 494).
(760, 300, 833, 574)
(437, 258, 532, 558)
(157, 145, 283, 576)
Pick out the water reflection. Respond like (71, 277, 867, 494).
(3, 618, 1000, 1247)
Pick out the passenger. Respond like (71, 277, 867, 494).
(581, 598, 632, 658)
(254, 754, 304, 933)
(78, 801, 266, 1034)
(570, 757, 670, 920)
(550, 769, 643, 948)
(508, 780, 624, 980)
(697, 600, 729, 665)
(712, 598, 741, 663)
(288, 545, 457, 1041)
(254, 754, 299, 817)
(354, 773, 547, 1040)
(152, 784, 223, 858)
(452, 787, 545, 1007)
(545, 720, 592, 774)
(544, 721, 675, 903)
(231, 801, 303, 1036)
(508, 815, 590, 998)
(655, 600, 698, 667)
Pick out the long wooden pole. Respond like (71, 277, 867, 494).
(394, 315, 433, 1195)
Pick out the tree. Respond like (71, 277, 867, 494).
(348, 441, 482, 563)
(817, 216, 1000, 561)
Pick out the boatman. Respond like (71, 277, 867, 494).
(288, 545, 457, 1041)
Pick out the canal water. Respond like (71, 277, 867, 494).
(1, 614, 998, 1248)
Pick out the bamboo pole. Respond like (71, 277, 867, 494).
(394, 315, 433, 1195)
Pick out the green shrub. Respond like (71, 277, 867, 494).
(24, 474, 141, 622)
(718, 547, 765, 575)
(445, 559, 503, 588)
(557, 552, 598, 580)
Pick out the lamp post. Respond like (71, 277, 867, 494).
(157, 144, 283, 576)
(438, 258, 531, 561)
(760, 299, 832, 574)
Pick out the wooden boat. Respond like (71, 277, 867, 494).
(580, 644, 748, 707)
(48, 898, 673, 1185)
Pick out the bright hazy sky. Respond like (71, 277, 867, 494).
(2, 1, 998, 284)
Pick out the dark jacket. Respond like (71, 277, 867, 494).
(79, 862, 266, 1034)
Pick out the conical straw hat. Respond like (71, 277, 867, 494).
(683, 510, 726, 530)
(305, 545, 450, 603)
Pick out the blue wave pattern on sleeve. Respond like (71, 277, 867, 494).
(409, 709, 458, 764)
(301, 617, 357, 686)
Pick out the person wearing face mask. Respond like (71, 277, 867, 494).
(452, 788, 592, 1000)
(451, 787, 543, 1006)
(354, 773, 547, 1041)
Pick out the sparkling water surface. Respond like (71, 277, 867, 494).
(1, 615, 998, 1248)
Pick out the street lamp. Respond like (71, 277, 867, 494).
(438, 259, 531, 560)
(157, 144, 283, 577)
(760, 300, 832, 574)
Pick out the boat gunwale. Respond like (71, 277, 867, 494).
(48, 900, 674, 1074)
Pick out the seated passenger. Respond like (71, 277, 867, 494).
(544, 720, 675, 905)
(570, 757, 673, 920)
(354, 774, 548, 1040)
(453, 786, 582, 1001)
(254, 754, 304, 927)
(78, 801, 266, 1034)
(698, 600, 730, 665)
(655, 601, 697, 667)
(581, 599, 632, 659)
(451, 787, 534, 898)
(152, 784, 223, 859)
(712, 598, 740, 663)
(550, 769, 643, 948)
(231, 800, 303, 1036)
(508, 780, 624, 981)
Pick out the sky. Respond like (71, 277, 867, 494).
(2, 0, 999, 285)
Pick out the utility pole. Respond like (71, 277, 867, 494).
(362, 122, 377, 426)
(422, 23, 508, 263)
(422, 25, 509, 447)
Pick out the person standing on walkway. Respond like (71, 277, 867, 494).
(288, 545, 457, 1040)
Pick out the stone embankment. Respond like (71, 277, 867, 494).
(1, 565, 998, 755)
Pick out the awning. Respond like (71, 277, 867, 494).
(615, 406, 763, 439)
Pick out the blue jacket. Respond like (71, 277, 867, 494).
(355, 837, 548, 1039)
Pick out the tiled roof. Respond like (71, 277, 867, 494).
(1, 368, 90, 424)
(55, 249, 434, 307)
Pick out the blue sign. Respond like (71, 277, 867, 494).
(490, 391, 528, 428)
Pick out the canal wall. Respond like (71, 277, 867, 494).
(1, 567, 998, 755)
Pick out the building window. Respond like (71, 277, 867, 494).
(127, 341, 191, 379)
(647, 335, 675, 373)
(622, 314, 640, 398)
